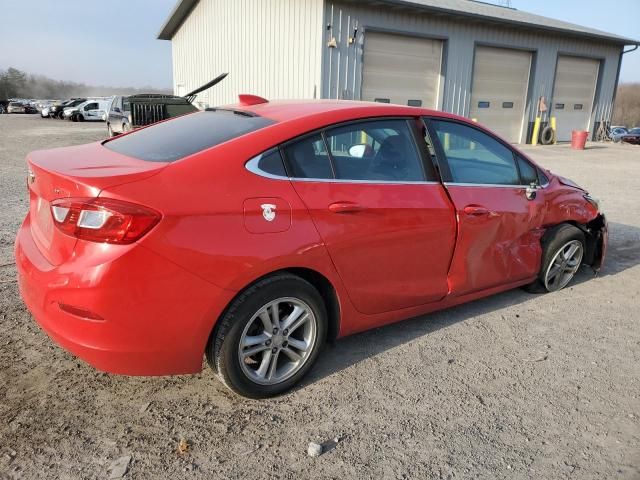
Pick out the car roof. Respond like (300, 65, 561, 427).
(225, 98, 466, 124)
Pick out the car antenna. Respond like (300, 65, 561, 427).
(184, 73, 228, 103)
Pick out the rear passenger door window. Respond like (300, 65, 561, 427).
(429, 120, 519, 185)
(256, 148, 287, 177)
(282, 134, 333, 179)
(325, 119, 425, 182)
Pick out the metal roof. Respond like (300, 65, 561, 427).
(157, 0, 639, 45)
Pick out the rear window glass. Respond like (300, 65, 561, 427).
(104, 110, 275, 162)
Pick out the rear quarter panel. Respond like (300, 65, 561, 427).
(100, 136, 345, 294)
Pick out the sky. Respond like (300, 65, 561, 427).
(0, 0, 638, 90)
(0, 0, 176, 89)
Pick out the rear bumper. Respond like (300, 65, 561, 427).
(15, 214, 234, 375)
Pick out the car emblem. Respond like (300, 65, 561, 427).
(261, 203, 276, 222)
(27, 170, 36, 185)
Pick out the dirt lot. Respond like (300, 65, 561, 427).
(0, 114, 639, 479)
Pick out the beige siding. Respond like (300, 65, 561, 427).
(171, 0, 324, 107)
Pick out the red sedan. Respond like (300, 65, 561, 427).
(15, 97, 607, 398)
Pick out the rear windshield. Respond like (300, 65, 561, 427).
(104, 110, 275, 162)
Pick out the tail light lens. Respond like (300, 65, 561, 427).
(50, 198, 160, 244)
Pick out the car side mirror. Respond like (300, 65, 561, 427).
(525, 182, 540, 201)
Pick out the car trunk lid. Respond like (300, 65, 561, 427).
(27, 142, 167, 265)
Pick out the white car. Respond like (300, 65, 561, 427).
(63, 100, 110, 122)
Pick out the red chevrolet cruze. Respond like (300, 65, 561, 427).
(15, 97, 607, 398)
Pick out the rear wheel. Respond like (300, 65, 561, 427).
(207, 274, 327, 398)
(123, 123, 131, 133)
(525, 224, 585, 293)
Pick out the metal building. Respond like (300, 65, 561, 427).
(158, 0, 638, 143)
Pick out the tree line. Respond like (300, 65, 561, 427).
(0, 67, 171, 100)
(612, 83, 640, 128)
(1, 65, 638, 127)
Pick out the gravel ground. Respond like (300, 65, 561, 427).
(0, 114, 639, 479)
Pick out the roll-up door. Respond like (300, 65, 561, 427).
(552, 56, 599, 142)
(361, 32, 442, 108)
(469, 46, 532, 143)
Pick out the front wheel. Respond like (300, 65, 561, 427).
(207, 274, 327, 398)
(525, 224, 585, 293)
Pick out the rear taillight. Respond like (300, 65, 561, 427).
(50, 198, 160, 244)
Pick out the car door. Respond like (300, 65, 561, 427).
(284, 117, 456, 315)
(109, 96, 123, 132)
(425, 117, 547, 296)
(84, 102, 97, 120)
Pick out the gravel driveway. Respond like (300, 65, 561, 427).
(1, 114, 638, 479)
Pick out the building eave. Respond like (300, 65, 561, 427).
(157, 0, 199, 40)
(157, 0, 640, 45)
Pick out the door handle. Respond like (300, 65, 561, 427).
(463, 205, 490, 216)
(328, 202, 366, 214)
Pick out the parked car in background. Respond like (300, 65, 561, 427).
(63, 99, 111, 122)
(106, 72, 228, 137)
(621, 127, 640, 145)
(106, 94, 198, 136)
(49, 98, 86, 119)
(610, 126, 628, 143)
(15, 98, 608, 398)
(7, 102, 36, 114)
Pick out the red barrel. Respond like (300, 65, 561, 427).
(571, 130, 589, 150)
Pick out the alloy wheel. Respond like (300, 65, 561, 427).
(544, 240, 584, 291)
(238, 297, 317, 385)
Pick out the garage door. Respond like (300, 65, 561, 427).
(469, 46, 532, 143)
(552, 56, 599, 142)
(361, 32, 442, 108)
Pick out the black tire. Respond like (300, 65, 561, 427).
(77, 114, 84, 122)
(122, 122, 131, 133)
(206, 273, 327, 398)
(540, 126, 556, 145)
(524, 224, 585, 293)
